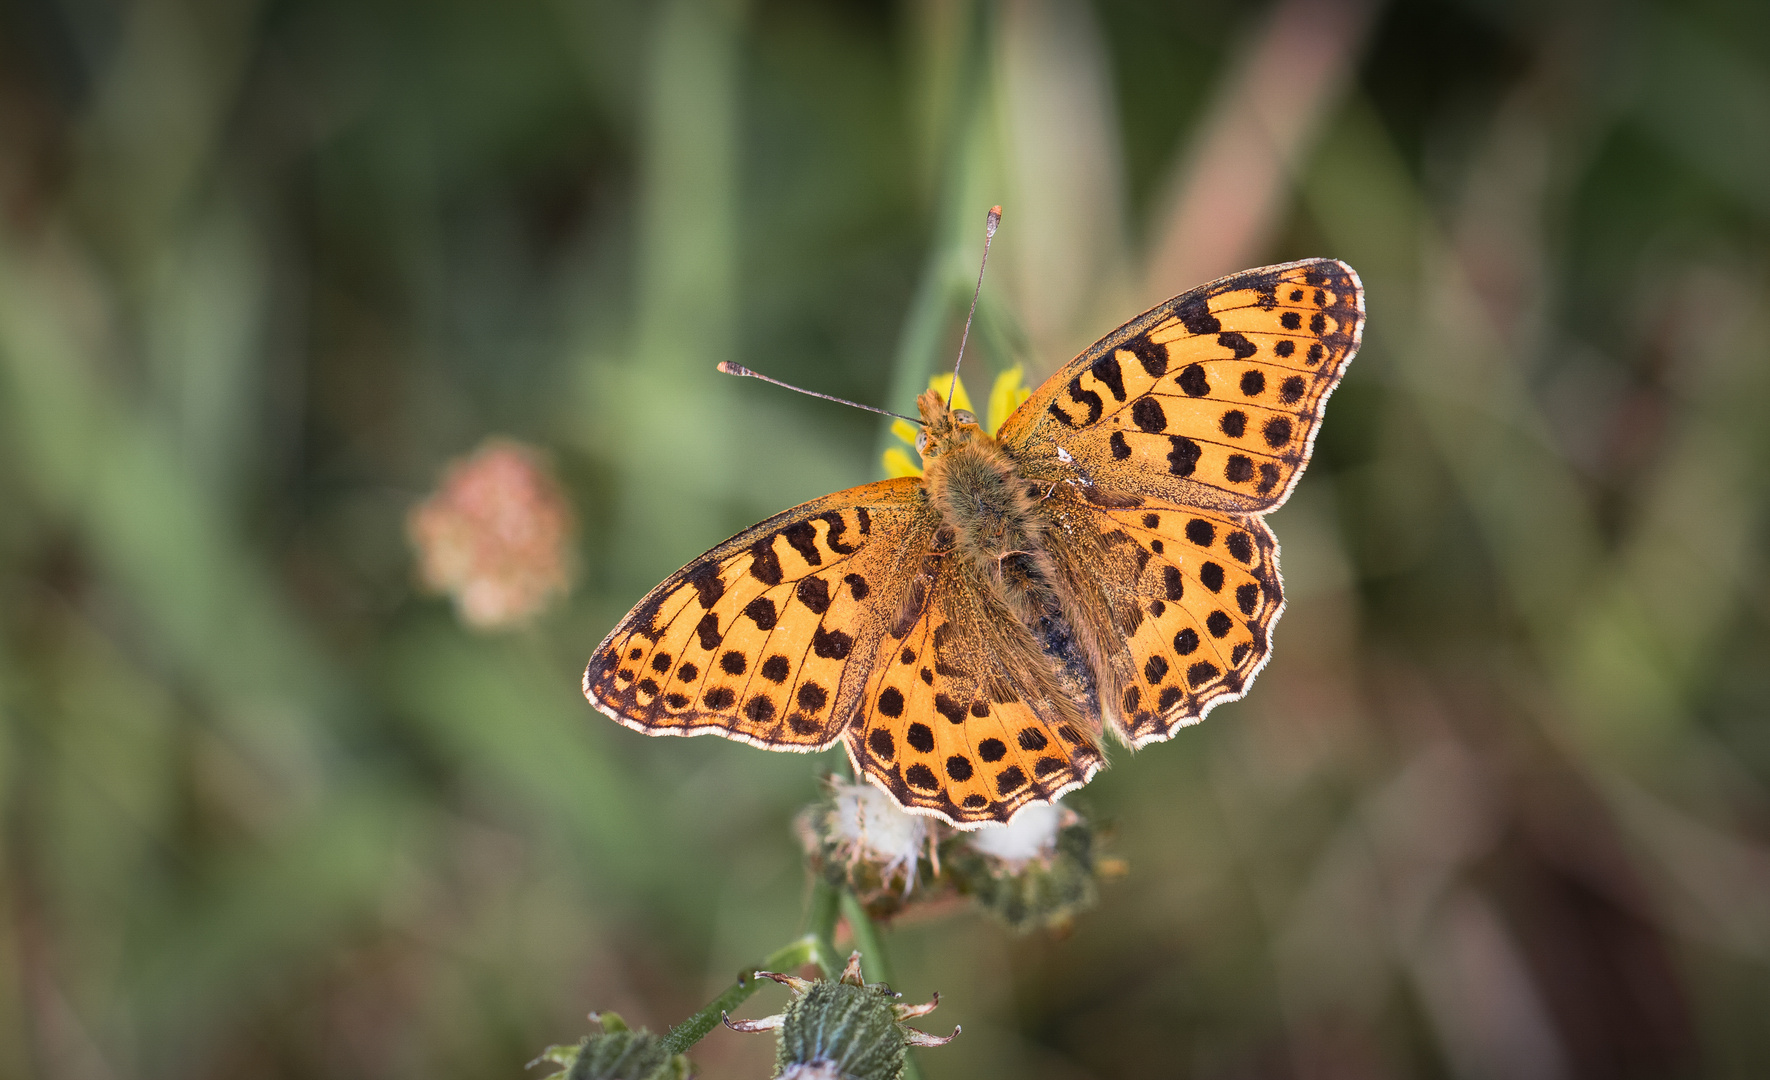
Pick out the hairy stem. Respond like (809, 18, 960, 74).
(660, 935, 821, 1054)
(840, 892, 924, 1080)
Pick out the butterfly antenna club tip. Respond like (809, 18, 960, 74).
(949, 205, 1001, 408)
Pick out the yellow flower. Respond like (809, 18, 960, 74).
(881, 367, 1031, 478)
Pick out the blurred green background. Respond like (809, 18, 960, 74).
(3, 0, 1769, 1076)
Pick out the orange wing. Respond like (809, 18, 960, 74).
(845, 550, 1105, 827)
(999, 259, 1363, 512)
(1037, 490, 1284, 746)
(584, 479, 932, 751)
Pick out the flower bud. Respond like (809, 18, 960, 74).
(797, 778, 938, 919)
(531, 1012, 691, 1080)
(724, 952, 957, 1080)
(944, 803, 1119, 933)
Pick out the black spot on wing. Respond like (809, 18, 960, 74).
(820, 512, 858, 554)
(1176, 295, 1221, 334)
(1219, 331, 1257, 359)
(812, 627, 853, 660)
(689, 564, 724, 608)
(1091, 353, 1127, 402)
(744, 596, 778, 630)
(1055, 378, 1103, 427)
(748, 537, 783, 585)
(780, 521, 821, 566)
(907, 722, 934, 753)
(796, 576, 831, 614)
(695, 612, 721, 650)
(868, 728, 895, 758)
(1128, 337, 1167, 377)
(1167, 437, 1201, 477)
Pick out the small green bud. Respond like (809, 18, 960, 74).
(531, 1012, 692, 1080)
(724, 953, 957, 1080)
(944, 803, 1120, 933)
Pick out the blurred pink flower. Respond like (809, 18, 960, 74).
(407, 438, 575, 630)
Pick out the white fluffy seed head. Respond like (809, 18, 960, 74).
(828, 778, 928, 888)
(966, 801, 1063, 867)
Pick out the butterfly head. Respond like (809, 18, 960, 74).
(914, 388, 984, 463)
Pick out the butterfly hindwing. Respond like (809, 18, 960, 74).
(999, 258, 1363, 513)
(1038, 490, 1285, 746)
(846, 556, 1105, 825)
(584, 479, 929, 750)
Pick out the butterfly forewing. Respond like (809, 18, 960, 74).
(585, 479, 930, 750)
(1000, 259, 1363, 514)
(847, 561, 1104, 824)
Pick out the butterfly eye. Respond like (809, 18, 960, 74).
(915, 429, 929, 454)
(954, 409, 978, 426)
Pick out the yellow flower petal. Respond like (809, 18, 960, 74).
(927, 373, 974, 414)
(987, 365, 1031, 433)
(890, 418, 919, 448)
(882, 447, 922, 478)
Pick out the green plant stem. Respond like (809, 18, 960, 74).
(808, 878, 843, 978)
(840, 892, 895, 988)
(839, 892, 924, 1080)
(660, 935, 820, 1055)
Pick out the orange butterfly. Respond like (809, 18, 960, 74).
(584, 258, 1363, 827)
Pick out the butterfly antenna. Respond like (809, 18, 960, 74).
(717, 362, 924, 426)
(948, 205, 1001, 409)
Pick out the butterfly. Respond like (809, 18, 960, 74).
(584, 259, 1363, 828)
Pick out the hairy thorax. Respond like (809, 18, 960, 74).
(915, 390, 1055, 623)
